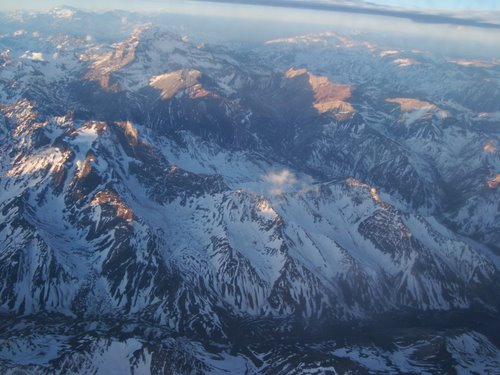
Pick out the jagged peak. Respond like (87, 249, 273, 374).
(380, 50, 399, 57)
(344, 177, 388, 207)
(392, 57, 420, 67)
(284, 67, 354, 119)
(487, 174, 500, 189)
(256, 196, 279, 220)
(451, 59, 499, 68)
(114, 121, 138, 146)
(386, 97, 449, 123)
(149, 69, 212, 100)
(82, 26, 149, 91)
(49, 6, 77, 20)
(386, 98, 437, 112)
(0, 99, 52, 137)
(1, 98, 37, 123)
(265, 31, 369, 50)
(91, 190, 134, 223)
(484, 140, 498, 154)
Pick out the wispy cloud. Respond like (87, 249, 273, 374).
(261, 169, 317, 196)
(193, 0, 500, 29)
(262, 169, 297, 195)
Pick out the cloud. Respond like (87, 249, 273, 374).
(194, 0, 500, 30)
(262, 169, 297, 195)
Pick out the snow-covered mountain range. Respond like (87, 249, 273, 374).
(0, 7, 499, 374)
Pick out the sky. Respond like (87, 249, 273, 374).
(1, 0, 500, 12)
(1, 1, 497, 30)
(368, 0, 500, 10)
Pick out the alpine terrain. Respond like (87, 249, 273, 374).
(0, 6, 499, 374)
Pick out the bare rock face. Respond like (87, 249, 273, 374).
(285, 67, 355, 119)
(150, 69, 212, 100)
(82, 27, 142, 91)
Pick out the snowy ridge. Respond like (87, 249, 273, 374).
(1, 99, 498, 323)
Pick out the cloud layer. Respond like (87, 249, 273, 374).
(196, 0, 500, 29)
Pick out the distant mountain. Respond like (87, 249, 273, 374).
(0, 8, 499, 374)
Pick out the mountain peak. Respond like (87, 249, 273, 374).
(285, 67, 354, 118)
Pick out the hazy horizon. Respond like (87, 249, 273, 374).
(2, 0, 497, 60)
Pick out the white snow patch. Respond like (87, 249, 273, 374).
(13, 29, 27, 37)
(447, 332, 500, 374)
(51, 7, 76, 19)
(6, 147, 65, 177)
(94, 339, 150, 375)
(21, 51, 45, 62)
